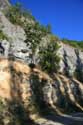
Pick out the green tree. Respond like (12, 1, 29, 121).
(39, 41, 60, 74)
(24, 22, 50, 64)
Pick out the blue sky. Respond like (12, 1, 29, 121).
(10, 0, 83, 41)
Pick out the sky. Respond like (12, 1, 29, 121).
(10, 0, 83, 41)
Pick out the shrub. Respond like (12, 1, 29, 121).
(5, 3, 35, 25)
(39, 41, 60, 74)
(50, 35, 59, 41)
(0, 30, 8, 40)
(24, 22, 51, 63)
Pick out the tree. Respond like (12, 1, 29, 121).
(24, 22, 51, 64)
(24, 23, 41, 63)
(39, 41, 60, 74)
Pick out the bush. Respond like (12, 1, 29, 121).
(24, 22, 51, 63)
(5, 3, 35, 25)
(39, 41, 60, 74)
(50, 35, 60, 41)
(0, 30, 8, 40)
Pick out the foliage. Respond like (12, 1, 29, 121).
(0, 30, 9, 40)
(77, 42, 83, 50)
(62, 39, 83, 51)
(39, 41, 60, 74)
(5, 3, 35, 25)
(50, 35, 60, 41)
(24, 22, 51, 63)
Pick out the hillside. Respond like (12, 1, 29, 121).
(0, 1, 83, 125)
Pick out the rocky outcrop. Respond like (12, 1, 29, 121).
(0, 10, 83, 75)
(59, 42, 83, 75)
(0, 3, 83, 124)
(0, 11, 31, 62)
(0, 0, 10, 10)
(0, 58, 83, 113)
(0, 58, 83, 125)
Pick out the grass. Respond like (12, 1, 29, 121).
(62, 39, 83, 51)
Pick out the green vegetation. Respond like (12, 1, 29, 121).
(24, 22, 52, 63)
(77, 42, 83, 50)
(39, 40, 60, 74)
(62, 39, 83, 51)
(0, 30, 8, 40)
(24, 17, 60, 73)
(5, 3, 35, 25)
(5, 2, 52, 34)
(50, 34, 60, 41)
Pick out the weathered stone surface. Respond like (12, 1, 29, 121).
(58, 42, 83, 74)
(0, 0, 10, 10)
(0, 10, 83, 74)
(0, 11, 31, 62)
(0, 2, 83, 125)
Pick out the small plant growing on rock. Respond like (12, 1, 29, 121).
(0, 30, 8, 40)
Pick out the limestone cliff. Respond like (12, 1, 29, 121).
(0, 10, 83, 75)
(0, 1, 83, 125)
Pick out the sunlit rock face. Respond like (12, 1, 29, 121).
(0, 2, 83, 125)
(0, 59, 31, 101)
(0, 0, 82, 118)
(0, 58, 83, 115)
(0, 0, 10, 10)
(0, 11, 31, 62)
(0, 58, 83, 125)
(0, 9, 83, 75)
(58, 42, 83, 75)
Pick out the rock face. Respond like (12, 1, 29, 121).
(59, 42, 83, 74)
(0, 0, 10, 10)
(0, 10, 83, 75)
(0, 11, 30, 62)
(0, 3, 83, 125)
(0, 58, 83, 125)
(0, 58, 83, 114)
(0, 59, 31, 100)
